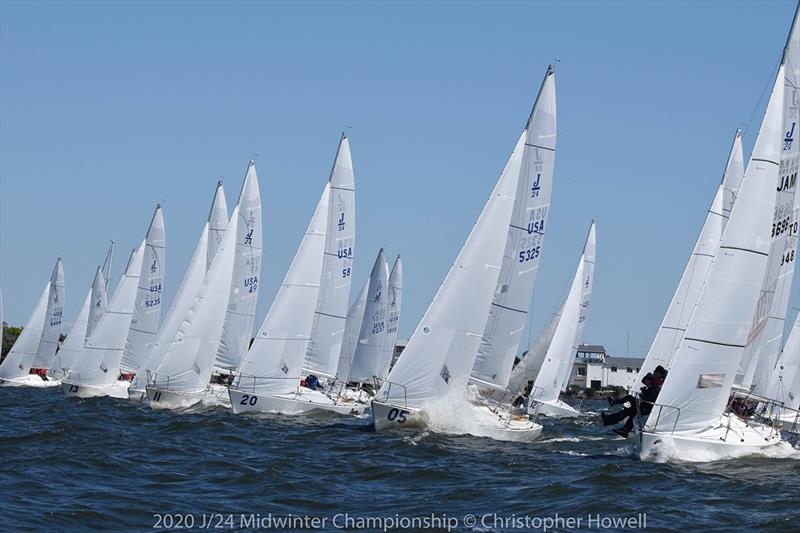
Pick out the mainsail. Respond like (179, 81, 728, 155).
(379, 255, 404, 380)
(121, 205, 165, 373)
(347, 249, 390, 384)
(215, 162, 262, 370)
(647, 65, 784, 435)
(471, 66, 556, 390)
(234, 183, 330, 397)
(303, 134, 356, 379)
(207, 181, 228, 270)
(738, 13, 800, 393)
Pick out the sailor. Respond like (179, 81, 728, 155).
(600, 373, 661, 437)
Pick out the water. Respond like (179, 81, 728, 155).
(1, 387, 798, 532)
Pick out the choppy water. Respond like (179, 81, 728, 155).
(1, 386, 798, 532)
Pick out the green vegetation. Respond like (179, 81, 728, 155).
(2, 324, 22, 362)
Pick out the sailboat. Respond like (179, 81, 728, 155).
(49, 266, 108, 380)
(63, 242, 145, 399)
(213, 162, 262, 376)
(640, 61, 786, 461)
(528, 221, 596, 418)
(120, 205, 165, 376)
(146, 204, 238, 409)
(331, 248, 390, 408)
(381, 255, 404, 380)
(129, 185, 220, 400)
(230, 134, 359, 416)
(635, 131, 744, 384)
(372, 66, 555, 442)
(0, 258, 64, 387)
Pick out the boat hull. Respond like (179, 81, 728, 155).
(371, 400, 424, 432)
(229, 387, 366, 416)
(640, 414, 783, 462)
(63, 379, 130, 399)
(470, 404, 543, 442)
(1, 374, 61, 388)
(146, 385, 203, 410)
(530, 398, 580, 418)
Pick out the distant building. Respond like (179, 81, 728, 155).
(567, 344, 645, 390)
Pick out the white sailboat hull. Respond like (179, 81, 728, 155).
(146, 385, 204, 410)
(640, 414, 782, 462)
(63, 379, 130, 399)
(530, 398, 580, 418)
(372, 400, 543, 442)
(0, 374, 61, 388)
(229, 387, 366, 416)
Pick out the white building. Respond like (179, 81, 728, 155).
(567, 344, 646, 390)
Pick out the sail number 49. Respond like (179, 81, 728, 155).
(387, 408, 409, 423)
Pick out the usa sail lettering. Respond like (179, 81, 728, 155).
(50, 307, 63, 327)
(244, 276, 258, 293)
(371, 320, 385, 335)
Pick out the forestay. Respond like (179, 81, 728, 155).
(152, 207, 238, 393)
(635, 133, 743, 384)
(472, 66, 556, 390)
(121, 206, 165, 373)
(347, 249, 390, 384)
(304, 135, 356, 379)
(647, 66, 784, 435)
(132, 222, 208, 392)
(234, 183, 329, 397)
(378, 129, 519, 409)
(215, 163, 262, 370)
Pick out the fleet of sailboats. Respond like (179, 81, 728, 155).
(1, 5, 798, 465)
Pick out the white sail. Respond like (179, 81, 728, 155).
(50, 286, 92, 378)
(557, 221, 596, 392)
(151, 207, 238, 393)
(31, 258, 65, 369)
(335, 278, 368, 383)
(635, 140, 740, 383)
(121, 205, 166, 373)
(215, 162, 262, 370)
(531, 260, 585, 404)
(131, 222, 209, 392)
(738, 16, 800, 392)
(378, 131, 519, 409)
(647, 66, 784, 435)
(87, 265, 108, 338)
(504, 302, 564, 398)
(472, 66, 557, 390)
(67, 242, 145, 388)
(207, 181, 228, 271)
(380, 255, 404, 380)
(233, 183, 330, 396)
(721, 131, 745, 222)
(101, 240, 115, 293)
(347, 249, 390, 384)
(304, 135, 356, 379)
(767, 313, 799, 413)
(0, 281, 52, 380)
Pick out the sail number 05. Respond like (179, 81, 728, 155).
(387, 408, 409, 423)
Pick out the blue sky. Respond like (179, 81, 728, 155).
(1, 0, 798, 357)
